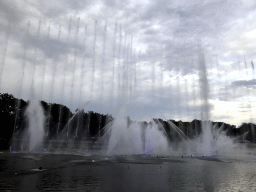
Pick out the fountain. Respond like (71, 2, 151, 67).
(2, 2, 256, 191)
(101, 107, 143, 155)
(0, 18, 244, 157)
(23, 98, 45, 152)
(145, 120, 169, 155)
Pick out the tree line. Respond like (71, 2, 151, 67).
(0, 93, 255, 150)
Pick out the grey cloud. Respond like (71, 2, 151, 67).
(14, 37, 81, 62)
(103, 0, 129, 8)
(44, 7, 66, 18)
(38, 0, 91, 18)
(231, 79, 256, 88)
(1, 0, 256, 126)
(10, 24, 85, 61)
(122, 0, 256, 75)
(0, 0, 24, 24)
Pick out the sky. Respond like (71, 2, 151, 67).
(0, 0, 255, 126)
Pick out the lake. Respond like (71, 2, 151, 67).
(0, 152, 256, 191)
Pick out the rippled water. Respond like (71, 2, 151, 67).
(0, 152, 256, 191)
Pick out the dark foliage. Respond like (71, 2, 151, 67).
(0, 93, 255, 150)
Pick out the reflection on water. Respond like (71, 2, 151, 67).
(0, 153, 256, 191)
(37, 168, 101, 191)
(217, 164, 256, 192)
(0, 179, 20, 191)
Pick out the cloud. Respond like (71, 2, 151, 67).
(231, 79, 256, 88)
(0, 0, 24, 25)
(1, 0, 256, 126)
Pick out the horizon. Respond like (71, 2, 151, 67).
(1, 92, 254, 128)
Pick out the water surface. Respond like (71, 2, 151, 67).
(0, 152, 256, 191)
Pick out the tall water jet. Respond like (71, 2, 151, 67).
(13, 21, 30, 136)
(244, 55, 248, 75)
(117, 32, 127, 108)
(69, 17, 80, 138)
(40, 21, 51, 100)
(110, 23, 117, 109)
(131, 39, 137, 107)
(46, 24, 61, 137)
(137, 50, 142, 104)
(70, 17, 80, 110)
(130, 47, 137, 112)
(184, 78, 189, 122)
(24, 98, 46, 152)
(87, 20, 97, 136)
(120, 32, 127, 103)
(45, 24, 57, 98)
(251, 61, 254, 76)
(160, 45, 164, 98)
(128, 36, 133, 104)
(117, 24, 122, 102)
(29, 20, 41, 99)
(101, 33, 133, 154)
(124, 38, 130, 104)
(151, 48, 156, 101)
(0, 19, 11, 92)
(90, 20, 97, 101)
(76, 25, 88, 138)
(100, 20, 107, 104)
(22, 20, 46, 152)
(192, 76, 198, 134)
(125, 41, 130, 104)
(133, 48, 137, 99)
(196, 45, 234, 156)
(176, 76, 181, 121)
(79, 25, 87, 105)
(101, 33, 148, 155)
(98, 21, 108, 137)
(57, 17, 72, 136)
(198, 45, 212, 155)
